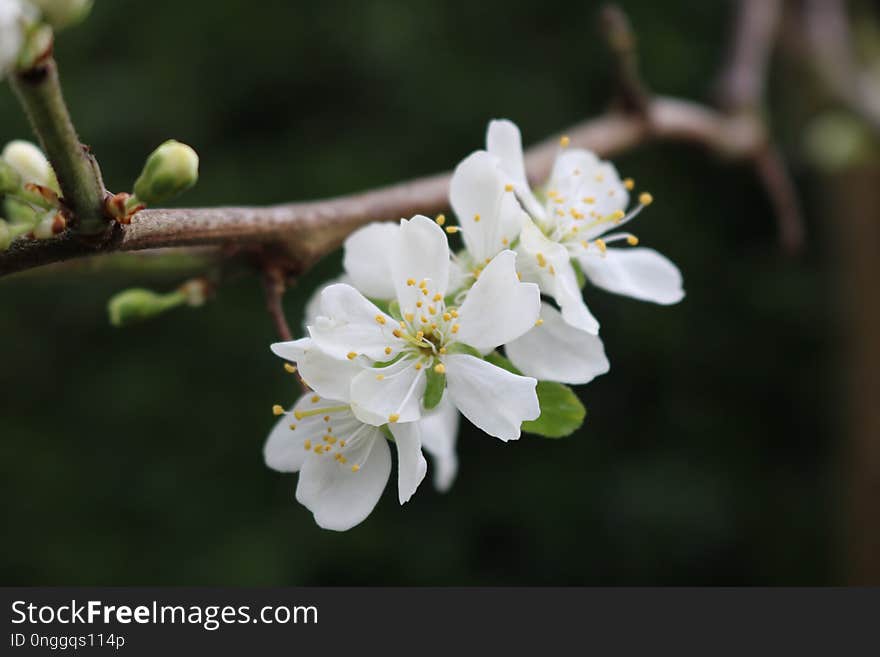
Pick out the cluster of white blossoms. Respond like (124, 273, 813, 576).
(265, 119, 684, 531)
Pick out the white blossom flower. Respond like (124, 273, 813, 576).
(487, 119, 684, 309)
(300, 274, 460, 491)
(266, 339, 425, 531)
(448, 149, 610, 384)
(309, 214, 541, 441)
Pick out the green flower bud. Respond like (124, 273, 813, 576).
(0, 219, 11, 251)
(30, 0, 93, 30)
(0, 159, 22, 194)
(108, 288, 188, 328)
(133, 140, 199, 206)
(1, 140, 56, 189)
(4, 197, 38, 227)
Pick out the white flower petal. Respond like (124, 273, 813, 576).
(450, 151, 527, 263)
(303, 274, 351, 329)
(443, 354, 539, 441)
(343, 222, 398, 299)
(580, 247, 685, 305)
(350, 357, 427, 426)
(295, 431, 390, 531)
(486, 119, 544, 221)
(418, 396, 460, 492)
(553, 262, 600, 334)
(308, 283, 399, 361)
(506, 303, 609, 384)
(455, 250, 540, 353)
(271, 337, 359, 402)
(391, 215, 450, 306)
(264, 394, 361, 473)
(389, 421, 427, 504)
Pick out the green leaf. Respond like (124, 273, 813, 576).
(446, 342, 483, 358)
(424, 364, 446, 410)
(523, 381, 586, 438)
(485, 351, 521, 374)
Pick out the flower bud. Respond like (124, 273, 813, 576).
(0, 158, 21, 194)
(32, 209, 66, 239)
(108, 288, 188, 328)
(4, 196, 38, 226)
(30, 0, 92, 30)
(1, 140, 55, 189)
(0, 219, 11, 251)
(133, 140, 199, 206)
(0, 0, 27, 77)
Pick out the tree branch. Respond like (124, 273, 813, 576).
(10, 56, 108, 235)
(1, 96, 775, 279)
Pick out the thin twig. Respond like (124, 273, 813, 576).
(261, 267, 292, 342)
(600, 4, 651, 114)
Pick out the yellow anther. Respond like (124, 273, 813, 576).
(583, 197, 595, 204)
(451, 324, 460, 333)
(421, 316, 428, 324)
(399, 320, 406, 328)
(375, 315, 386, 325)
(393, 329, 402, 338)
(624, 178, 635, 190)
(439, 347, 447, 354)
(473, 214, 481, 223)
(627, 235, 639, 246)
(283, 363, 297, 374)
(535, 318, 544, 326)
(376, 374, 385, 381)
(595, 174, 605, 182)
(443, 312, 452, 321)
(289, 424, 297, 430)
(554, 197, 565, 204)
(339, 441, 346, 447)
(415, 362, 423, 370)
(388, 413, 400, 423)
(446, 226, 460, 234)
(407, 278, 415, 286)
(422, 288, 429, 296)
(430, 322, 438, 329)
(294, 410, 305, 420)
(351, 464, 361, 472)
(472, 267, 483, 279)
(272, 404, 285, 416)
(405, 312, 414, 322)
(450, 310, 459, 318)
(559, 135, 570, 147)
(504, 184, 514, 192)
(419, 279, 427, 288)
(555, 209, 565, 217)
(385, 346, 393, 355)
(536, 252, 547, 268)
(612, 209, 625, 222)
(304, 440, 311, 450)
(347, 352, 357, 360)
(311, 395, 320, 403)
(549, 265, 556, 275)
(428, 305, 436, 315)
(314, 445, 323, 454)
(416, 330, 425, 340)
(502, 238, 509, 245)
(324, 416, 330, 422)
(433, 293, 442, 301)
(517, 272, 522, 281)
(435, 214, 446, 226)
(639, 192, 653, 206)
(595, 239, 607, 253)
(416, 300, 423, 308)
(434, 363, 446, 374)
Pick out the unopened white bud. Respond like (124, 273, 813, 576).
(2, 140, 55, 189)
(133, 140, 199, 206)
(32, 209, 65, 239)
(30, 0, 92, 30)
(0, 0, 27, 77)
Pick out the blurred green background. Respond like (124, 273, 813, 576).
(0, 0, 859, 584)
